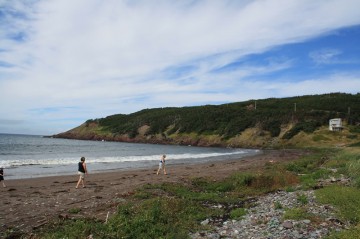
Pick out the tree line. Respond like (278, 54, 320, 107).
(86, 93, 360, 139)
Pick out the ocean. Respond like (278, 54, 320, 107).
(0, 133, 261, 180)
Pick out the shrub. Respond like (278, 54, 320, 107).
(282, 121, 321, 139)
(230, 173, 256, 187)
(262, 120, 281, 137)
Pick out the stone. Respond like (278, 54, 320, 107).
(201, 219, 209, 225)
(282, 221, 293, 229)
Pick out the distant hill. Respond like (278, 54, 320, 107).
(53, 93, 360, 148)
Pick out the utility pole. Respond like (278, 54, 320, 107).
(294, 103, 297, 112)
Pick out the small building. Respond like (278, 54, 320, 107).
(329, 118, 343, 131)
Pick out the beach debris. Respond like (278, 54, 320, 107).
(66, 198, 92, 206)
(58, 214, 69, 219)
(105, 211, 110, 223)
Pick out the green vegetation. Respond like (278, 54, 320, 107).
(43, 91, 360, 238)
(296, 193, 308, 205)
(79, 93, 360, 142)
(326, 225, 360, 239)
(274, 201, 283, 209)
(230, 208, 247, 219)
(68, 208, 82, 214)
(316, 186, 360, 224)
(283, 207, 314, 221)
(21, 147, 360, 239)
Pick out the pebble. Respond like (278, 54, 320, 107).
(190, 190, 345, 239)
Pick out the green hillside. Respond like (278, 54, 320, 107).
(54, 93, 360, 148)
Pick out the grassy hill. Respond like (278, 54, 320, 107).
(54, 93, 360, 148)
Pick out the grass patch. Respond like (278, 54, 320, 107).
(313, 135, 330, 142)
(39, 197, 212, 239)
(296, 193, 308, 205)
(349, 141, 360, 147)
(326, 224, 360, 239)
(230, 208, 247, 220)
(283, 207, 313, 221)
(315, 185, 360, 224)
(286, 148, 336, 174)
(274, 201, 283, 209)
(229, 168, 299, 194)
(68, 208, 81, 214)
(38, 219, 107, 239)
(105, 198, 206, 238)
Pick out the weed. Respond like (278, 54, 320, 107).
(274, 201, 283, 209)
(296, 193, 308, 205)
(230, 208, 247, 220)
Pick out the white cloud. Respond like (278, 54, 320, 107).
(309, 48, 342, 64)
(237, 72, 360, 99)
(1, 0, 360, 134)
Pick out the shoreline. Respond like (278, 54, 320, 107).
(4, 149, 261, 180)
(0, 149, 308, 235)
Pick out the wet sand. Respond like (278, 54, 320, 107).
(0, 149, 307, 235)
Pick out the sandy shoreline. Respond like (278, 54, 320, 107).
(0, 149, 307, 235)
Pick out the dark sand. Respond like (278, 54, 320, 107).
(0, 149, 307, 235)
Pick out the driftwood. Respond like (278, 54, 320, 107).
(66, 197, 92, 206)
(32, 219, 48, 229)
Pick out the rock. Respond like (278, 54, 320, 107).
(201, 219, 209, 225)
(282, 221, 293, 229)
(190, 190, 344, 239)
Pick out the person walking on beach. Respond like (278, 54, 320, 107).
(76, 157, 88, 188)
(0, 168, 6, 187)
(157, 154, 167, 175)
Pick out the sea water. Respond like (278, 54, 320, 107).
(0, 133, 260, 180)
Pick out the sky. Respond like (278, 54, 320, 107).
(1, 0, 360, 135)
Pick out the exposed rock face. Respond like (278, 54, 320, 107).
(52, 121, 359, 149)
(52, 122, 229, 147)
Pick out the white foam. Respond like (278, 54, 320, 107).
(1, 149, 258, 168)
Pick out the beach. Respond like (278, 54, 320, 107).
(0, 149, 307, 235)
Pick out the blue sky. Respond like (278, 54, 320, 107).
(1, 0, 360, 135)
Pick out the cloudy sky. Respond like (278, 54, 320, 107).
(1, 0, 360, 135)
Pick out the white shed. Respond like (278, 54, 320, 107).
(329, 118, 343, 131)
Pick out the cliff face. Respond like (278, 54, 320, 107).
(53, 121, 359, 149)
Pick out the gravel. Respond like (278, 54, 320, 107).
(190, 190, 345, 239)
